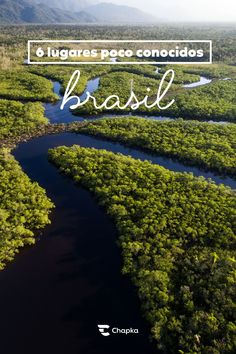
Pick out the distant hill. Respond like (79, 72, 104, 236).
(0, 0, 157, 24)
(0, 0, 96, 23)
(32, 0, 94, 12)
(84, 2, 157, 23)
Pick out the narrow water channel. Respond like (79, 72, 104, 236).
(183, 76, 212, 88)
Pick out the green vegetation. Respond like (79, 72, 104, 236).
(69, 67, 236, 122)
(77, 117, 236, 177)
(104, 64, 200, 85)
(49, 145, 236, 354)
(1, 25, 235, 121)
(73, 70, 179, 115)
(28, 62, 199, 97)
(0, 99, 48, 143)
(171, 79, 236, 121)
(28, 64, 113, 95)
(0, 148, 54, 269)
(0, 70, 57, 102)
(181, 63, 236, 79)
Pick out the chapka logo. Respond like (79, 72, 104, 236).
(97, 324, 139, 336)
(97, 324, 110, 336)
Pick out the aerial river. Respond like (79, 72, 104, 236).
(0, 74, 234, 354)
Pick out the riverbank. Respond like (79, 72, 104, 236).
(0, 121, 87, 148)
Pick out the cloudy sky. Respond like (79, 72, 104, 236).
(108, 0, 236, 21)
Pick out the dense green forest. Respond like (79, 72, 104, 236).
(76, 117, 236, 176)
(181, 63, 236, 79)
(71, 69, 236, 121)
(0, 148, 54, 269)
(171, 79, 236, 121)
(1, 25, 236, 121)
(0, 99, 48, 144)
(72, 70, 177, 115)
(108, 64, 200, 84)
(28, 62, 199, 95)
(28, 64, 110, 95)
(0, 70, 57, 102)
(49, 145, 236, 354)
(26, 58, 236, 123)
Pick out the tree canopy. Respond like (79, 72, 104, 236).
(49, 145, 236, 354)
(76, 117, 236, 177)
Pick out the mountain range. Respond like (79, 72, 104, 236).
(34, 0, 94, 12)
(0, 0, 157, 24)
